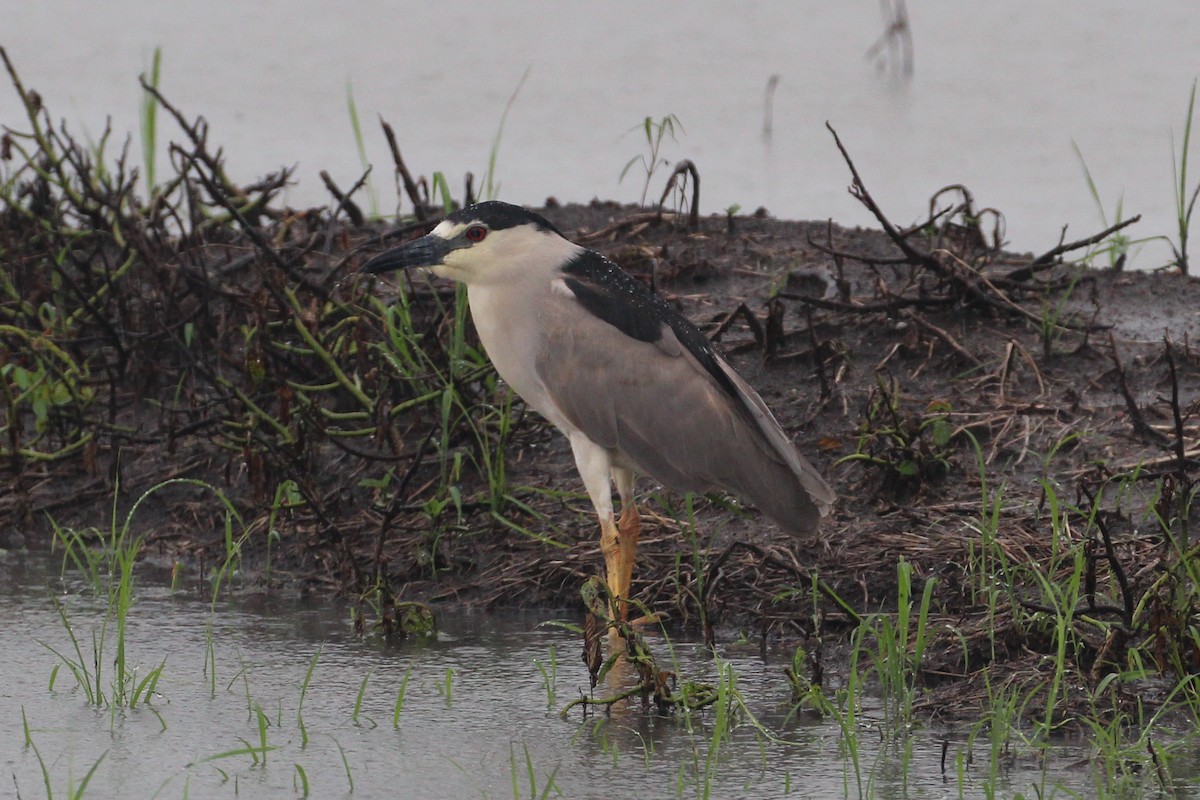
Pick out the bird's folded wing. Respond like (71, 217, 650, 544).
(536, 274, 833, 531)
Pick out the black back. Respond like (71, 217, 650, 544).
(561, 250, 741, 404)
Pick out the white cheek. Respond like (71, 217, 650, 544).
(430, 248, 475, 282)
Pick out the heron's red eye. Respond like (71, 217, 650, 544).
(465, 225, 488, 243)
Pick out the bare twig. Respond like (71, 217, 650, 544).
(1009, 215, 1142, 280)
(576, 211, 681, 242)
(380, 118, 425, 220)
(656, 159, 700, 229)
(906, 312, 982, 367)
(1080, 483, 1134, 626)
(1108, 332, 1171, 445)
(320, 169, 365, 226)
(780, 290, 953, 314)
(709, 303, 765, 347)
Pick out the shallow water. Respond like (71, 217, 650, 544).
(2, 551, 1189, 799)
(4, 2, 1200, 268)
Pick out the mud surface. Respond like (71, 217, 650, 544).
(4, 176, 1200, 716)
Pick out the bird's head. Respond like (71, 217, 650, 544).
(361, 201, 580, 286)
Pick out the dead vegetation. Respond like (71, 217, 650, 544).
(3, 51, 1200, 723)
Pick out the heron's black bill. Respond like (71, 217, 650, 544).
(361, 235, 450, 274)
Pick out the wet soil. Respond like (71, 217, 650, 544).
(4, 192, 1200, 717)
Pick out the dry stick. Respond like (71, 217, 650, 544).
(243, 412, 370, 589)
(319, 170, 365, 227)
(1006, 215, 1142, 281)
(1080, 483, 1135, 626)
(141, 79, 250, 207)
(1147, 739, 1172, 794)
(925, 183, 1004, 254)
(10, 69, 157, 383)
(1083, 534, 1098, 613)
(1162, 335, 1190, 475)
(805, 232, 912, 267)
(1108, 332, 1171, 445)
(928, 184, 977, 225)
(576, 211, 679, 242)
(1018, 596, 1130, 620)
(380, 119, 425, 220)
(708, 302, 765, 346)
(905, 312, 983, 367)
(805, 303, 832, 400)
(1162, 336, 1193, 542)
(463, 172, 475, 207)
(656, 159, 700, 229)
(828, 123, 1026, 318)
(561, 683, 649, 716)
(371, 423, 438, 586)
(939, 248, 1109, 332)
(52, 249, 132, 371)
(762, 74, 780, 141)
(141, 80, 328, 299)
(197, 162, 317, 289)
(865, 0, 913, 76)
(126, 93, 363, 580)
(1069, 447, 1200, 479)
(825, 121, 1111, 333)
(189, 163, 330, 298)
(827, 218, 851, 302)
(780, 290, 953, 314)
(2, 48, 91, 213)
(826, 122, 931, 267)
(764, 297, 786, 361)
(1010, 338, 1046, 397)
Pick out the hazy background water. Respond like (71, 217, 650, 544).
(4, 3, 1199, 262)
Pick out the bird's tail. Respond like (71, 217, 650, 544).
(713, 356, 835, 534)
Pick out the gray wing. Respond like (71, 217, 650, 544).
(536, 275, 834, 534)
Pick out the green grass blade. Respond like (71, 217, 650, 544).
(482, 67, 530, 201)
(140, 46, 162, 192)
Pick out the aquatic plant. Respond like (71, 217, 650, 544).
(352, 670, 373, 725)
(620, 113, 684, 205)
(533, 645, 558, 709)
(139, 46, 162, 193)
(1170, 78, 1200, 274)
(392, 664, 413, 728)
(20, 708, 107, 800)
(46, 478, 242, 709)
(509, 741, 561, 800)
(297, 647, 321, 746)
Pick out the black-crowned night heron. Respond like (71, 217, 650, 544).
(362, 201, 834, 615)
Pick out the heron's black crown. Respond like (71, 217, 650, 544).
(447, 201, 563, 236)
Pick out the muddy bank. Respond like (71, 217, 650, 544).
(3, 60, 1200, 716)
(6, 196, 1199, 701)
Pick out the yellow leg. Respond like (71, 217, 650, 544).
(599, 515, 625, 616)
(616, 502, 640, 619)
(599, 503, 639, 621)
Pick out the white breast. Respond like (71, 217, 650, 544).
(467, 281, 577, 435)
